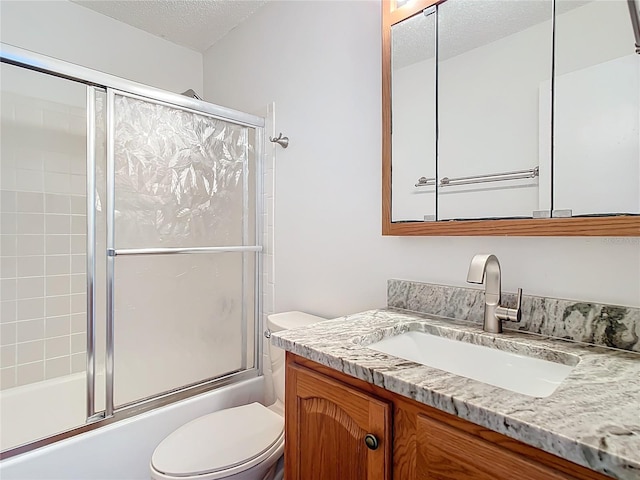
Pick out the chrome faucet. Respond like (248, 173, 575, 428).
(466, 254, 522, 333)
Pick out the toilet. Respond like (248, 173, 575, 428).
(150, 311, 325, 480)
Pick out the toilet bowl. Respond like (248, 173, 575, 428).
(150, 311, 325, 480)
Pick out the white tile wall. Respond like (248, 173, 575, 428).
(0, 91, 87, 390)
(261, 103, 277, 406)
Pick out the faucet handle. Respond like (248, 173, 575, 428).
(496, 288, 522, 323)
(515, 288, 522, 319)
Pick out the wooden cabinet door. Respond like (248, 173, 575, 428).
(416, 414, 579, 480)
(285, 362, 392, 480)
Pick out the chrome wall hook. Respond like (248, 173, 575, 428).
(269, 132, 289, 149)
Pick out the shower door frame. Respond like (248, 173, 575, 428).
(0, 43, 265, 459)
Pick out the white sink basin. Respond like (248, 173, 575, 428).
(367, 331, 575, 398)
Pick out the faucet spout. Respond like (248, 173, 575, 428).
(466, 254, 501, 306)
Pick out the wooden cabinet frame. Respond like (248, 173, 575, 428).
(285, 361, 392, 480)
(287, 353, 610, 480)
(381, 0, 640, 236)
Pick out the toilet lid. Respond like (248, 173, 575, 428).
(151, 402, 284, 477)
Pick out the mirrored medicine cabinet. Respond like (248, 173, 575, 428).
(382, 0, 640, 236)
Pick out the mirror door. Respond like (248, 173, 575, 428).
(553, 0, 640, 216)
(382, 0, 640, 236)
(437, 0, 552, 221)
(391, 8, 437, 222)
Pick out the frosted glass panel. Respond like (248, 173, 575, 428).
(113, 252, 254, 406)
(113, 95, 254, 248)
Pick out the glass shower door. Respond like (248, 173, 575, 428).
(108, 92, 259, 408)
(1, 43, 265, 458)
(0, 63, 94, 450)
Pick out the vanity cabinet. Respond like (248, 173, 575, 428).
(285, 362, 392, 480)
(416, 415, 583, 480)
(285, 353, 611, 480)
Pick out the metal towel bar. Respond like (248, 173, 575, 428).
(414, 167, 539, 189)
(439, 166, 539, 188)
(108, 246, 262, 256)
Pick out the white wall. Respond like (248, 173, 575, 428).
(203, 0, 640, 313)
(0, 0, 203, 94)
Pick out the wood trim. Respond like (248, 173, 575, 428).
(288, 354, 611, 480)
(285, 355, 299, 480)
(385, 216, 640, 236)
(381, 1, 640, 237)
(382, 0, 393, 235)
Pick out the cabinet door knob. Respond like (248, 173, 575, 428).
(364, 433, 379, 450)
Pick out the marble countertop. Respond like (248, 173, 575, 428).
(271, 309, 640, 480)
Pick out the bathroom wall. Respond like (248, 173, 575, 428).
(203, 0, 640, 315)
(0, 0, 203, 95)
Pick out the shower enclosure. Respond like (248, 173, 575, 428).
(0, 44, 264, 457)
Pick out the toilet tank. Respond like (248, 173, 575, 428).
(267, 311, 325, 405)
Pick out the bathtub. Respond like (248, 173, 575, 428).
(0, 372, 104, 452)
(0, 376, 263, 480)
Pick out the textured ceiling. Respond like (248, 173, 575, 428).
(393, 0, 592, 70)
(71, 0, 268, 52)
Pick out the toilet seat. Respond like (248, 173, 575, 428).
(151, 402, 284, 479)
